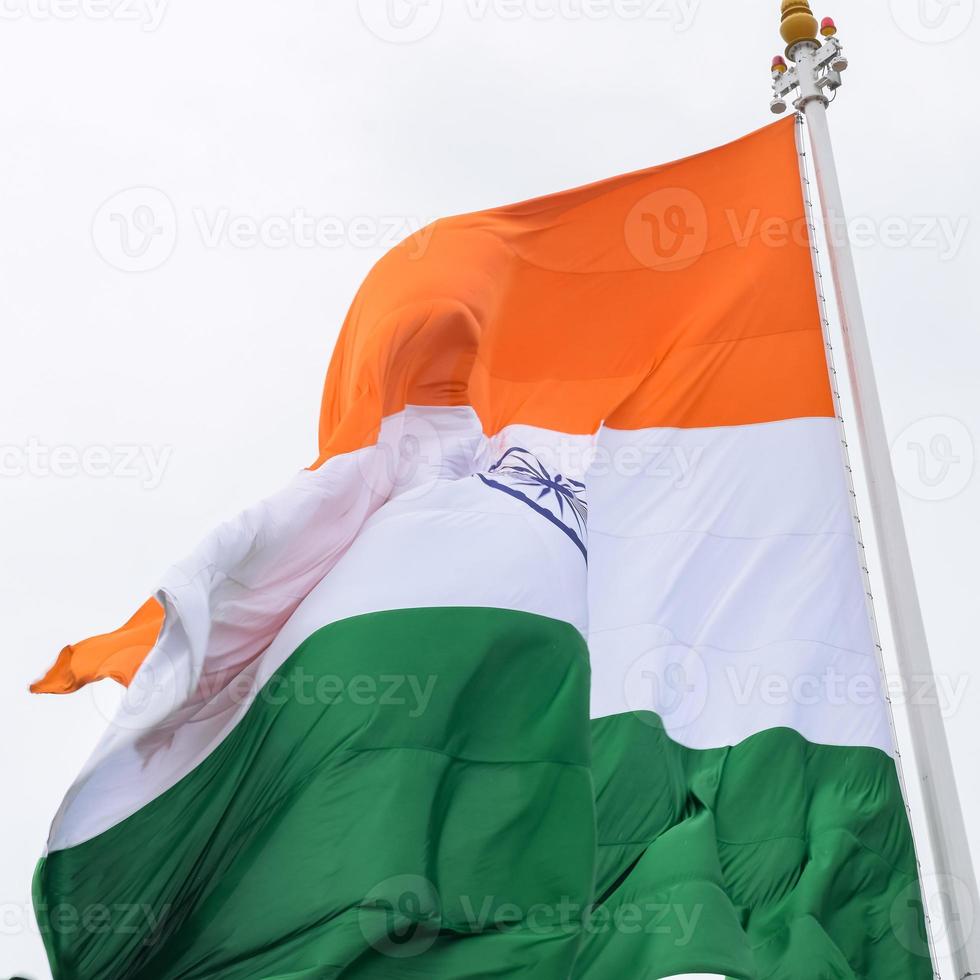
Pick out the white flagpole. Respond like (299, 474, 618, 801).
(771, 3, 979, 977)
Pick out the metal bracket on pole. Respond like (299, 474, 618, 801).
(770, 34, 848, 114)
(770, 2, 980, 978)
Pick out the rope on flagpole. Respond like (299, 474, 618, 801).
(793, 111, 942, 979)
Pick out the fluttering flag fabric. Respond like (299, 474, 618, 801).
(33, 117, 932, 979)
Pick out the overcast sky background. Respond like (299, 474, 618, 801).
(1, 1, 978, 977)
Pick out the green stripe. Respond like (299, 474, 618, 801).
(578, 712, 930, 979)
(36, 608, 595, 980)
(35, 608, 930, 979)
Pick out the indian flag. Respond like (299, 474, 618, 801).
(32, 118, 930, 979)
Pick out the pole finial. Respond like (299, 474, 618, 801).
(780, 0, 819, 57)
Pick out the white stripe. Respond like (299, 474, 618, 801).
(587, 418, 892, 752)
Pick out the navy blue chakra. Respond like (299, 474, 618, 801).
(478, 447, 588, 560)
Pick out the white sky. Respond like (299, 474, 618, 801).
(1, 1, 977, 977)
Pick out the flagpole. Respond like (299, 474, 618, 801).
(771, 3, 979, 976)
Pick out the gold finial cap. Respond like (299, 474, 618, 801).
(780, 0, 819, 55)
